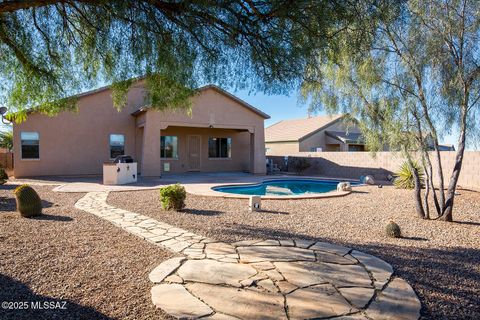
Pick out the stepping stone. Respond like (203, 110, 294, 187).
(251, 261, 276, 271)
(286, 284, 356, 319)
(151, 284, 213, 318)
(334, 315, 369, 320)
(339, 287, 375, 308)
(177, 259, 257, 285)
(275, 261, 372, 288)
(205, 242, 237, 255)
(257, 279, 278, 292)
(315, 251, 357, 265)
(164, 275, 183, 283)
(232, 239, 261, 247)
(238, 246, 315, 263)
(252, 240, 280, 246)
(187, 283, 287, 320)
(365, 278, 421, 320)
(279, 239, 295, 246)
(204, 313, 241, 320)
(293, 239, 315, 248)
(265, 269, 284, 281)
(276, 280, 297, 294)
(149, 235, 171, 243)
(351, 250, 393, 289)
(149, 257, 185, 283)
(310, 241, 351, 256)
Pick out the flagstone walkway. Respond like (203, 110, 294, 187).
(75, 192, 421, 320)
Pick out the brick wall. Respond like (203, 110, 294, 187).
(268, 151, 480, 190)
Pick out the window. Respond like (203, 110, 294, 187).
(161, 136, 178, 158)
(21, 132, 39, 159)
(208, 137, 231, 158)
(110, 134, 125, 158)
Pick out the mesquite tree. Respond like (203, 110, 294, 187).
(0, 0, 366, 120)
(301, 0, 480, 221)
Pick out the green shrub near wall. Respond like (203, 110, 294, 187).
(159, 184, 186, 211)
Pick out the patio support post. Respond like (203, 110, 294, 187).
(250, 130, 266, 174)
(141, 112, 162, 177)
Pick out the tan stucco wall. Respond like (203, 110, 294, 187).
(13, 85, 144, 177)
(141, 89, 266, 176)
(157, 127, 250, 173)
(13, 85, 267, 177)
(265, 141, 299, 156)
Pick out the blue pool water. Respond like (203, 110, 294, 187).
(212, 179, 359, 196)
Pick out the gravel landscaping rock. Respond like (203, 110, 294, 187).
(0, 184, 173, 320)
(108, 185, 480, 319)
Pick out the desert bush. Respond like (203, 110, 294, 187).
(14, 184, 42, 218)
(290, 158, 311, 175)
(393, 161, 424, 189)
(0, 167, 7, 185)
(385, 220, 401, 238)
(160, 184, 186, 210)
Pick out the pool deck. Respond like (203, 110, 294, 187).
(8, 173, 359, 199)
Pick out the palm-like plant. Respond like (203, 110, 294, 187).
(394, 161, 425, 189)
(0, 131, 13, 151)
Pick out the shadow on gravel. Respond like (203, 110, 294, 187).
(181, 208, 224, 216)
(31, 214, 73, 222)
(0, 274, 112, 320)
(227, 223, 480, 320)
(0, 196, 16, 212)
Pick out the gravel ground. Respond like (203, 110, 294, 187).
(108, 185, 480, 320)
(0, 184, 173, 320)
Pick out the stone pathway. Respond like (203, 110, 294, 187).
(75, 192, 421, 320)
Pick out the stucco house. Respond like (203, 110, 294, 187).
(12, 81, 269, 178)
(265, 114, 365, 156)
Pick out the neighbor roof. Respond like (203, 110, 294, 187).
(131, 84, 270, 119)
(265, 114, 345, 142)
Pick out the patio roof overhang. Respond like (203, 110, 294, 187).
(325, 130, 365, 144)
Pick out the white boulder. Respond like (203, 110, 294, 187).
(337, 182, 352, 192)
(364, 175, 375, 185)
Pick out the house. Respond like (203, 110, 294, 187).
(265, 114, 365, 155)
(12, 81, 269, 177)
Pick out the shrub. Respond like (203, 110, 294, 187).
(385, 221, 402, 238)
(290, 158, 311, 175)
(160, 184, 186, 210)
(14, 184, 42, 218)
(0, 167, 7, 185)
(393, 161, 424, 189)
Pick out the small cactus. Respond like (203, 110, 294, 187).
(385, 220, 401, 238)
(14, 184, 42, 218)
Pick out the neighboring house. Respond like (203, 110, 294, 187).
(265, 114, 366, 155)
(12, 81, 269, 177)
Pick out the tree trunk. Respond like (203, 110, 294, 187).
(439, 114, 468, 222)
(421, 159, 430, 219)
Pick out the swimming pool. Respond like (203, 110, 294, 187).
(212, 179, 359, 196)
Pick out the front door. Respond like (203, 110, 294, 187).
(187, 135, 201, 171)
